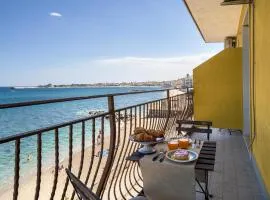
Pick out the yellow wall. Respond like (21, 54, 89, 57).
(236, 5, 248, 47)
(250, 0, 270, 193)
(193, 48, 243, 129)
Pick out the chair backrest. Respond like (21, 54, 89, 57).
(177, 120, 212, 127)
(66, 169, 101, 200)
(176, 120, 212, 132)
(176, 120, 213, 140)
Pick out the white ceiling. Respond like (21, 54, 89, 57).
(184, 0, 242, 43)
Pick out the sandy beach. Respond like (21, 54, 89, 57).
(169, 89, 184, 97)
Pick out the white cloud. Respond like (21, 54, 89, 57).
(94, 53, 216, 70)
(49, 12, 62, 17)
(70, 53, 216, 82)
(1, 52, 219, 86)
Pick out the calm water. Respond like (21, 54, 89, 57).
(0, 86, 165, 189)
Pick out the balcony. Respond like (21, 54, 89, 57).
(0, 89, 266, 200)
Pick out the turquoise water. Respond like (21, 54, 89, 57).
(0, 87, 165, 189)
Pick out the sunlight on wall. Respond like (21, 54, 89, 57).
(193, 48, 243, 130)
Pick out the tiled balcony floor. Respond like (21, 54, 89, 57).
(195, 129, 266, 200)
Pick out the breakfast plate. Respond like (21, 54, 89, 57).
(166, 149, 198, 163)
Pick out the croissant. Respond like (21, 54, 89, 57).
(143, 134, 155, 142)
(134, 127, 147, 135)
(133, 133, 145, 141)
(132, 128, 164, 142)
(156, 130, 165, 138)
(147, 129, 164, 138)
(146, 129, 155, 136)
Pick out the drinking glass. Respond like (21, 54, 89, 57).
(178, 137, 190, 149)
(167, 139, 179, 150)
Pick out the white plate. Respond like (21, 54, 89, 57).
(166, 149, 198, 163)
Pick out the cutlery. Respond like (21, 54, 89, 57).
(159, 151, 167, 162)
(152, 148, 164, 161)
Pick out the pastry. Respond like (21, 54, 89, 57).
(173, 150, 189, 160)
(132, 132, 154, 142)
(133, 133, 145, 141)
(147, 129, 165, 138)
(143, 134, 154, 142)
(132, 127, 164, 142)
(156, 130, 165, 138)
(134, 127, 147, 135)
(146, 129, 156, 137)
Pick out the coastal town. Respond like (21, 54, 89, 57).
(37, 74, 193, 89)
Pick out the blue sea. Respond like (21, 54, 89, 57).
(0, 86, 165, 189)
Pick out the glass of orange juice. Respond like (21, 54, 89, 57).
(178, 138, 190, 149)
(167, 139, 179, 150)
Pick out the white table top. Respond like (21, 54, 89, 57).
(140, 143, 202, 200)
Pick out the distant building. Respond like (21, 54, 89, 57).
(161, 81, 173, 88)
(179, 74, 193, 89)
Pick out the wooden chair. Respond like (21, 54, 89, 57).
(176, 120, 212, 140)
(66, 169, 101, 200)
(195, 141, 216, 200)
(66, 169, 148, 200)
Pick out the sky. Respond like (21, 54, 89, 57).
(0, 0, 223, 86)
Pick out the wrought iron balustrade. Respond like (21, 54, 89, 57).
(0, 89, 193, 200)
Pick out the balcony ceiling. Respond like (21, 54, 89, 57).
(184, 0, 242, 43)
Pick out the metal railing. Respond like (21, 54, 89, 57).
(0, 89, 193, 200)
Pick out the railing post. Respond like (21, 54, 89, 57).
(185, 87, 193, 119)
(187, 87, 190, 106)
(189, 88, 194, 115)
(96, 95, 117, 196)
(164, 90, 171, 131)
(13, 139, 20, 200)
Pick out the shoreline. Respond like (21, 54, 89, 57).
(11, 85, 164, 89)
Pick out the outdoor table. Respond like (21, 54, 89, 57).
(139, 142, 203, 200)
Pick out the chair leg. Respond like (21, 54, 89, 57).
(196, 178, 206, 194)
(204, 170, 213, 199)
(205, 170, 209, 200)
(196, 171, 213, 200)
